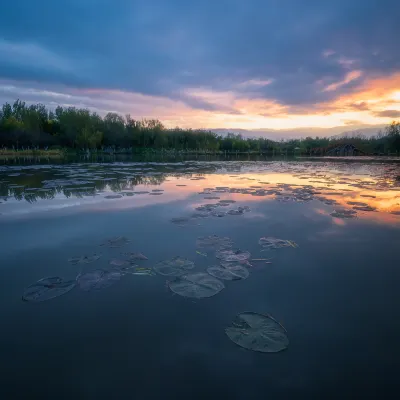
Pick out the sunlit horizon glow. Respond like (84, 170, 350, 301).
(1, 70, 400, 133)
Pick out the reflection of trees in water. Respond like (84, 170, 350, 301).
(0, 162, 221, 202)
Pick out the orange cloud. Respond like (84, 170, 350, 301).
(323, 70, 363, 92)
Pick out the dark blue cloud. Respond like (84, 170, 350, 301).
(1, 0, 399, 110)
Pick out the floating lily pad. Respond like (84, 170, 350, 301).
(196, 235, 233, 249)
(216, 249, 251, 262)
(112, 264, 138, 274)
(211, 211, 226, 217)
(104, 194, 123, 199)
(77, 270, 121, 291)
(121, 252, 148, 260)
(131, 267, 156, 276)
(353, 205, 376, 211)
(100, 236, 131, 248)
(109, 258, 131, 266)
(330, 209, 357, 219)
(225, 312, 289, 353)
(258, 237, 298, 250)
(22, 277, 76, 302)
(207, 265, 249, 281)
(204, 196, 220, 200)
(154, 256, 195, 276)
(68, 254, 102, 265)
(133, 191, 150, 194)
(227, 208, 245, 215)
(347, 201, 368, 206)
(168, 272, 225, 298)
(219, 200, 236, 204)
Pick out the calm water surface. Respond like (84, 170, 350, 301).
(0, 159, 399, 399)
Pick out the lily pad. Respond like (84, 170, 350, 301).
(216, 249, 251, 262)
(225, 312, 289, 353)
(131, 267, 156, 276)
(68, 254, 102, 265)
(121, 252, 148, 260)
(104, 194, 123, 199)
(227, 209, 245, 215)
(100, 236, 131, 248)
(219, 200, 236, 204)
(196, 235, 233, 249)
(22, 277, 76, 302)
(109, 258, 131, 266)
(353, 205, 376, 211)
(258, 237, 298, 250)
(77, 270, 121, 291)
(347, 201, 368, 206)
(154, 256, 195, 276)
(211, 211, 226, 217)
(168, 272, 225, 298)
(207, 265, 249, 281)
(330, 209, 357, 219)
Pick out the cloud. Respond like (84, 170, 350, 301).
(373, 110, 400, 118)
(323, 70, 363, 92)
(1, 1, 399, 106)
(0, 0, 400, 132)
(346, 102, 370, 111)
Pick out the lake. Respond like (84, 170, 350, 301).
(1, 158, 399, 399)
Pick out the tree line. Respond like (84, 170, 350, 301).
(0, 99, 399, 154)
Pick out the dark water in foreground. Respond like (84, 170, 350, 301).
(1, 160, 400, 399)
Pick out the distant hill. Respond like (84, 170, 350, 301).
(212, 124, 386, 140)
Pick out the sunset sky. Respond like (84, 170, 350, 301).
(1, 0, 400, 136)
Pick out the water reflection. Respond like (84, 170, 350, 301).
(0, 160, 399, 223)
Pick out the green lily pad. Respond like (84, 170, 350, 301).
(225, 312, 289, 353)
(168, 272, 225, 298)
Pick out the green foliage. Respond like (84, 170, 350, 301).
(0, 99, 399, 154)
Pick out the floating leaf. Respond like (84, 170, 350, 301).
(196, 235, 233, 249)
(100, 236, 131, 248)
(211, 211, 226, 217)
(68, 254, 102, 265)
(77, 270, 121, 291)
(227, 209, 244, 215)
(353, 205, 376, 211)
(121, 252, 148, 260)
(219, 200, 236, 204)
(109, 258, 131, 266)
(22, 277, 76, 302)
(347, 201, 368, 206)
(207, 265, 249, 281)
(104, 194, 123, 199)
(216, 249, 251, 262)
(168, 272, 225, 298)
(258, 237, 298, 250)
(330, 209, 357, 219)
(225, 312, 289, 353)
(154, 256, 195, 276)
(132, 268, 156, 276)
